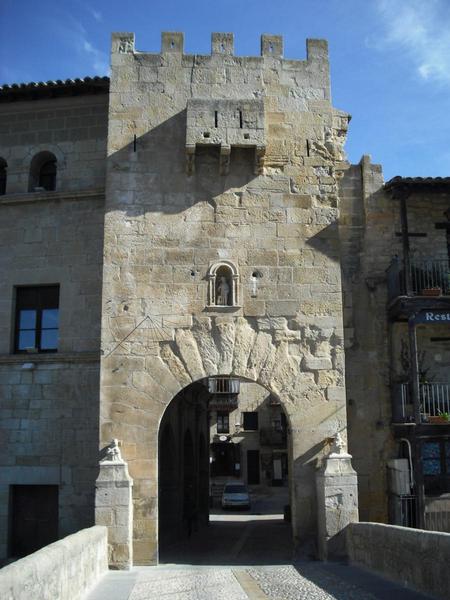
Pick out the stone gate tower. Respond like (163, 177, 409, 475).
(99, 32, 355, 565)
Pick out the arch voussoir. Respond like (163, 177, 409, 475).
(192, 318, 219, 376)
(215, 317, 236, 374)
(160, 343, 192, 389)
(145, 356, 183, 398)
(231, 317, 256, 377)
(174, 329, 206, 381)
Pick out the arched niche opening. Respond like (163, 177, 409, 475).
(29, 151, 57, 192)
(207, 260, 239, 308)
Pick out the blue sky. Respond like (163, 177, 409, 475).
(1, 0, 449, 180)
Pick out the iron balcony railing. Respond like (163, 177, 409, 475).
(392, 382, 450, 423)
(425, 498, 450, 533)
(387, 257, 450, 302)
(392, 494, 417, 528)
(208, 377, 240, 395)
(392, 495, 450, 533)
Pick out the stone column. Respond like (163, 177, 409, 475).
(95, 439, 133, 569)
(316, 433, 359, 560)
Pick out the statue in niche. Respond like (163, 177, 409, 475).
(208, 261, 238, 308)
(216, 275, 230, 306)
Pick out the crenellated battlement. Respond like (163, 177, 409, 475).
(111, 31, 328, 63)
(107, 30, 343, 167)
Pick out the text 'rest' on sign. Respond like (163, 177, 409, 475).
(414, 311, 450, 325)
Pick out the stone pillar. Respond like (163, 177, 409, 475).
(316, 433, 358, 560)
(95, 439, 133, 570)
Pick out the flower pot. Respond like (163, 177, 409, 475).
(421, 287, 442, 296)
(428, 415, 448, 424)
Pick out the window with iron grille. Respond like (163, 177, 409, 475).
(14, 285, 59, 353)
(217, 411, 229, 434)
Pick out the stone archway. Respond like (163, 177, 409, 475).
(157, 373, 294, 562)
(99, 314, 352, 565)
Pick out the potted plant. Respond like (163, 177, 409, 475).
(429, 411, 450, 424)
(419, 264, 444, 296)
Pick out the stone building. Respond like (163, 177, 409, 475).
(0, 32, 448, 567)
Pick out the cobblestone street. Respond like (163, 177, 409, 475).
(86, 561, 433, 600)
(86, 514, 432, 600)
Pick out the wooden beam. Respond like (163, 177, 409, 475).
(400, 195, 412, 294)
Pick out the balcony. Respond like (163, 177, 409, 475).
(387, 257, 450, 303)
(392, 382, 450, 423)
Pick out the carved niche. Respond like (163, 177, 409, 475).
(207, 261, 239, 308)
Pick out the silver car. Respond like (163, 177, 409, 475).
(221, 482, 251, 509)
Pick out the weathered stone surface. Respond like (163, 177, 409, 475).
(302, 356, 333, 371)
(0, 31, 353, 567)
(96, 458, 133, 570)
(0, 526, 108, 600)
(316, 449, 358, 560)
(345, 523, 450, 600)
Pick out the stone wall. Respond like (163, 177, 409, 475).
(0, 91, 106, 561)
(0, 194, 105, 353)
(101, 32, 352, 563)
(339, 157, 395, 522)
(345, 522, 450, 599)
(0, 94, 108, 194)
(339, 155, 450, 522)
(0, 526, 108, 600)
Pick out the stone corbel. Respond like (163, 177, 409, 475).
(219, 145, 231, 175)
(254, 146, 265, 175)
(186, 145, 195, 176)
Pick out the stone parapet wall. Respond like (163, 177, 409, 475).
(0, 525, 108, 600)
(345, 522, 450, 599)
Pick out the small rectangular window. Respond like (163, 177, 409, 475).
(243, 411, 259, 431)
(14, 285, 59, 353)
(217, 411, 229, 434)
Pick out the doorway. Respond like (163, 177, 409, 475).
(9, 484, 59, 558)
(247, 450, 260, 484)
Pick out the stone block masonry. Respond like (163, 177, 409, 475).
(345, 522, 450, 600)
(0, 526, 108, 600)
(100, 31, 354, 564)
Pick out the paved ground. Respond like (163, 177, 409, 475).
(86, 561, 433, 600)
(85, 511, 432, 600)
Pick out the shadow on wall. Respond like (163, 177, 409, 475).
(107, 109, 258, 217)
(305, 222, 341, 264)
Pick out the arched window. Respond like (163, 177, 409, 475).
(29, 151, 57, 192)
(0, 158, 7, 195)
(207, 260, 240, 307)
